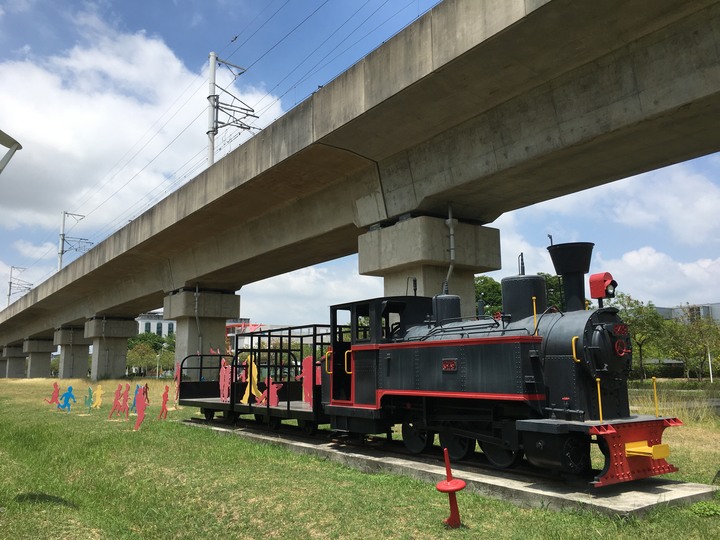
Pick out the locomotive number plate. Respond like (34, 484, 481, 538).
(441, 359, 458, 372)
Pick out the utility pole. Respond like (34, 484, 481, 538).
(58, 211, 93, 271)
(206, 51, 258, 167)
(7, 266, 32, 306)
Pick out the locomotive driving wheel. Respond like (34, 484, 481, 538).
(401, 420, 434, 454)
(480, 441, 524, 469)
(439, 432, 476, 461)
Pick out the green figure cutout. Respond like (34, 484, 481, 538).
(84, 386, 93, 412)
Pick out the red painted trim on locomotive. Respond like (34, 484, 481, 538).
(330, 388, 546, 410)
(350, 335, 543, 352)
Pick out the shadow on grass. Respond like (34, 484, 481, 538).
(14, 492, 78, 509)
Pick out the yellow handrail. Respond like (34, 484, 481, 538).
(532, 296, 538, 336)
(324, 350, 333, 374)
(571, 336, 581, 363)
(344, 349, 353, 375)
(596, 377, 604, 423)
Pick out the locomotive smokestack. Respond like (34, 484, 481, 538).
(547, 242, 594, 312)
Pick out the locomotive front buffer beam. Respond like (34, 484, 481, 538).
(517, 415, 682, 488)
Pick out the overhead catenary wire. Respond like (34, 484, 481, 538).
(17, 1, 437, 286)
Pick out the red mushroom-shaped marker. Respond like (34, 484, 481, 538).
(436, 447, 466, 528)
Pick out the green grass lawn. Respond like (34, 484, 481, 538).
(1, 378, 718, 539)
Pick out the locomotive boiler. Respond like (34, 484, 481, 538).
(179, 241, 681, 488)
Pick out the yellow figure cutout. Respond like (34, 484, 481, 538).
(240, 356, 263, 404)
(92, 384, 104, 409)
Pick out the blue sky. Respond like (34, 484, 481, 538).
(0, 0, 718, 325)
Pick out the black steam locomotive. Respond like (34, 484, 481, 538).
(179, 242, 681, 488)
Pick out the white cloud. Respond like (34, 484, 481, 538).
(239, 257, 383, 325)
(0, 10, 284, 241)
(12, 239, 56, 260)
(597, 247, 720, 307)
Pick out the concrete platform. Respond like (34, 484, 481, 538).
(184, 420, 717, 517)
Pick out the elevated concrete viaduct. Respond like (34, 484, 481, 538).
(2, 0, 720, 379)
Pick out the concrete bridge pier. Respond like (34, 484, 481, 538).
(85, 318, 138, 381)
(0, 358, 6, 378)
(358, 216, 501, 319)
(3, 346, 26, 378)
(164, 289, 240, 375)
(24, 339, 54, 378)
(55, 327, 92, 379)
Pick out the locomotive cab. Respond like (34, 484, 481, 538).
(323, 296, 433, 431)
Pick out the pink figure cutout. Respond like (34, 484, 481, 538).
(92, 384, 104, 410)
(108, 384, 123, 419)
(45, 382, 60, 405)
(134, 384, 150, 431)
(219, 358, 231, 403)
(158, 385, 170, 420)
(120, 383, 131, 419)
(174, 361, 181, 406)
(295, 355, 322, 404)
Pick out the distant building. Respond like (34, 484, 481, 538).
(136, 312, 175, 337)
(655, 302, 720, 323)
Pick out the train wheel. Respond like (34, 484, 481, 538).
(298, 420, 317, 436)
(402, 421, 434, 454)
(268, 417, 281, 431)
(222, 410, 239, 424)
(439, 432, 475, 461)
(480, 441, 524, 469)
(202, 409, 215, 422)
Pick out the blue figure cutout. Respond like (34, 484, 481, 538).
(84, 386, 93, 412)
(57, 386, 76, 413)
(129, 384, 141, 414)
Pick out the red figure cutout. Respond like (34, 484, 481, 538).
(108, 383, 123, 419)
(257, 377, 283, 407)
(45, 382, 60, 405)
(120, 383, 131, 419)
(158, 385, 169, 420)
(134, 384, 150, 431)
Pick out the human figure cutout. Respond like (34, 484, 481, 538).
(219, 358, 231, 403)
(158, 385, 170, 420)
(295, 355, 321, 405)
(57, 386, 76, 412)
(92, 384, 104, 410)
(108, 383, 123, 419)
(257, 377, 283, 407)
(134, 385, 150, 431)
(129, 384, 141, 414)
(84, 386, 93, 412)
(120, 383, 131, 419)
(240, 356, 263, 404)
(45, 382, 60, 405)
(174, 361, 181, 407)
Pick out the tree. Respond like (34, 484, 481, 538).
(126, 342, 157, 374)
(538, 272, 563, 311)
(129, 332, 165, 353)
(474, 275, 502, 316)
(128, 332, 177, 376)
(609, 293, 664, 380)
(660, 304, 720, 380)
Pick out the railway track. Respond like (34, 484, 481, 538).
(183, 415, 587, 488)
